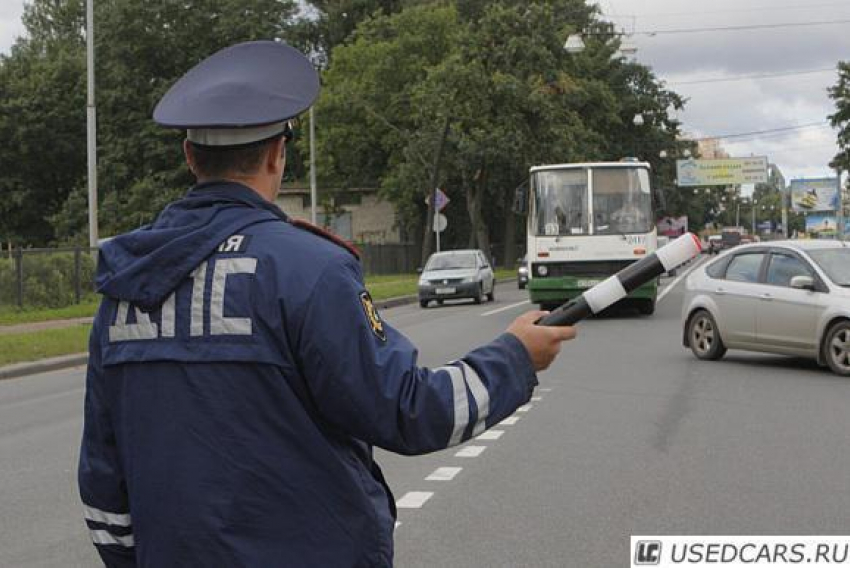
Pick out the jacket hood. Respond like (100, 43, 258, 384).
(96, 182, 285, 311)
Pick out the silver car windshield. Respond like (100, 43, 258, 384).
(426, 253, 476, 271)
(808, 248, 850, 286)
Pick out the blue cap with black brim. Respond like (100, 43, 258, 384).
(153, 40, 319, 146)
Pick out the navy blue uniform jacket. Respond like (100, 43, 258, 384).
(78, 182, 538, 567)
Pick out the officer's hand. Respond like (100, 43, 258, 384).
(507, 311, 577, 372)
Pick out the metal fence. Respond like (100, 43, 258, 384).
(1, 243, 426, 310)
(357, 243, 420, 275)
(0, 247, 99, 309)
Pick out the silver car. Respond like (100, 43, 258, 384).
(682, 240, 850, 376)
(418, 249, 495, 308)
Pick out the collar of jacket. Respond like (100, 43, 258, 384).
(188, 181, 290, 222)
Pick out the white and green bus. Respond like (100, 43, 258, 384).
(525, 160, 659, 314)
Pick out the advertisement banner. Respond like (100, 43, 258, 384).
(676, 157, 768, 187)
(656, 216, 689, 237)
(805, 213, 838, 238)
(790, 178, 839, 212)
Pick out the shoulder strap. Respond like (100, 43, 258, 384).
(290, 219, 360, 260)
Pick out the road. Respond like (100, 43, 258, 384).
(3, 261, 850, 567)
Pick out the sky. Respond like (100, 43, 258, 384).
(597, 0, 850, 183)
(1, 0, 848, 183)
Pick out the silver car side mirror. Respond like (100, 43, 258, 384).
(790, 275, 815, 291)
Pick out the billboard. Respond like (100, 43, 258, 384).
(805, 213, 838, 238)
(676, 157, 768, 187)
(790, 178, 839, 212)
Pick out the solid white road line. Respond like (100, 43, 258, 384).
(500, 416, 520, 425)
(481, 300, 530, 317)
(476, 430, 504, 441)
(516, 404, 533, 412)
(455, 445, 487, 458)
(396, 492, 434, 509)
(426, 467, 463, 481)
(657, 256, 707, 304)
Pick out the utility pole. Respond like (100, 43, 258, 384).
(310, 106, 317, 225)
(86, 0, 99, 250)
(837, 168, 844, 242)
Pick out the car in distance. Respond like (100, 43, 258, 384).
(418, 249, 495, 308)
(517, 254, 529, 289)
(682, 240, 850, 376)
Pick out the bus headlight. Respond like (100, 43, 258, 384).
(537, 265, 549, 277)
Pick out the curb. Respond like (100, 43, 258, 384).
(0, 353, 89, 381)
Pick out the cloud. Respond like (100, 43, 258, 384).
(602, 0, 850, 178)
(0, 0, 26, 55)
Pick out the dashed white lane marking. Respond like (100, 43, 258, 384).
(476, 430, 504, 441)
(395, 521, 402, 529)
(657, 256, 707, 303)
(540, 388, 553, 392)
(500, 416, 520, 425)
(396, 492, 434, 509)
(531, 396, 543, 401)
(481, 300, 530, 317)
(517, 404, 533, 412)
(455, 445, 487, 458)
(426, 467, 463, 481)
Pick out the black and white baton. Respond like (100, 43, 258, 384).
(537, 232, 702, 327)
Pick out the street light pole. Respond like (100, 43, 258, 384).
(86, 0, 99, 250)
(309, 106, 317, 225)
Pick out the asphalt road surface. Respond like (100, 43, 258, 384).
(3, 259, 850, 567)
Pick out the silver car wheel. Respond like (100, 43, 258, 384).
(692, 316, 715, 356)
(829, 328, 850, 373)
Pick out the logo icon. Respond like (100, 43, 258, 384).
(635, 541, 662, 565)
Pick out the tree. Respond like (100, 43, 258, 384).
(829, 61, 850, 174)
(0, 0, 301, 245)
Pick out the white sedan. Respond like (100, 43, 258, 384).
(681, 240, 850, 376)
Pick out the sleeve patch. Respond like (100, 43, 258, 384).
(359, 291, 386, 342)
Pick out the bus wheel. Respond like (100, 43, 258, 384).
(638, 299, 656, 316)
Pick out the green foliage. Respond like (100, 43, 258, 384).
(0, 250, 96, 308)
(829, 61, 850, 172)
(0, 324, 91, 366)
(1, 0, 300, 246)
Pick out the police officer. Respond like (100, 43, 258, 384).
(78, 40, 576, 567)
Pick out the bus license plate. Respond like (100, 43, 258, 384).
(577, 279, 601, 288)
(436, 287, 456, 295)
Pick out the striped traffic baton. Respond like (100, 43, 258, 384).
(537, 232, 702, 327)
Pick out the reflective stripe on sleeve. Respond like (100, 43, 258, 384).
(439, 365, 469, 447)
(84, 505, 132, 527)
(90, 530, 135, 548)
(461, 362, 490, 436)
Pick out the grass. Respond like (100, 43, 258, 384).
(0, 325, 91, 367)
(0, 298, 100, 326)
(0, 269, 520, 368)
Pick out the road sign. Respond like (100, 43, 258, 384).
(426, 188, 450, 212)
(433, 213, 447, 232)
(676, 157, 768, 187)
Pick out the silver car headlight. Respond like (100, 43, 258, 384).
(461, 276, 474, 284)
(418, 278, 429, 286)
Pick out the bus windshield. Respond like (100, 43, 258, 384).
(532, 169, 589, 237)
(592, 167, 652, 235)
